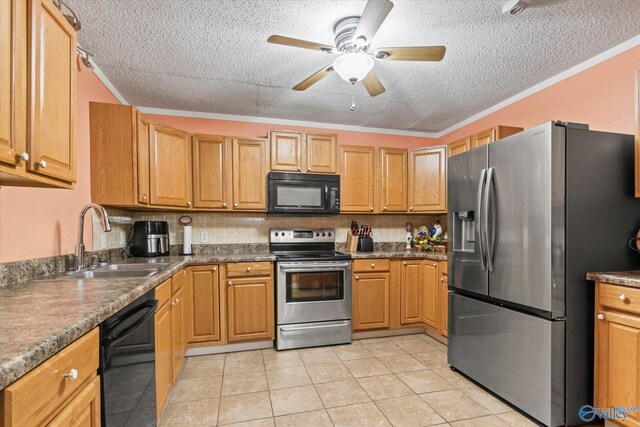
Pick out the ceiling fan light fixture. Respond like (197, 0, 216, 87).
(333, 52, 374, 83)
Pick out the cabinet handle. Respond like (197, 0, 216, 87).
(370, 263, 375, 268)
(370, 207, 374, 211)
(597, 313, 605, 320)
(355, 275, 359, 280)
(64, 368, 79, 381)
(227, 281, 232, 285)
(307, 167, 311, 171)
(213, 266, 217, 271)
(142, 195, 147, 201)
(222, 203, 227, 208)
(440, 277, 445, 282)
(383, 206, 387, 211)
(297, 167, 301, 171)
(234, 203, 238, 207)
(247, 267, 251, 272)
(409, 206, 413, 211)
(619, 294, 627, 301)
(187, 201, 192, 207)
(17, 152, 29, 163)
(403, 261, 407, 265)
(38, 159, 47, 168)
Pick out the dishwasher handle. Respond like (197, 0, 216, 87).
(103, 300, 158, 347)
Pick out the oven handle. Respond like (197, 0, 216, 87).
(278, 263, 351, 272)
(280, 321, 351, 332)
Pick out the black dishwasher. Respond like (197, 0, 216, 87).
(100, 289, 158, 426)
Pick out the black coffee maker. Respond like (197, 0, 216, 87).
(131, 221, 170, 257)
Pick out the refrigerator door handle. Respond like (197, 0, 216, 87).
(476, 168, 487, 271)
(484, 167, 496, 272)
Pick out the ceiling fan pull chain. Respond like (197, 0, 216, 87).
(350, 83, 356, 111)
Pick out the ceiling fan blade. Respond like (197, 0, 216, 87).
(375, 46, 446, 61)
(354, 0, 394, 46)
(362, 71, 385, 97)
(267, 35, 335, 53)
(293, 65, 334, 91)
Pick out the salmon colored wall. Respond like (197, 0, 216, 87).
(142, 114, 438, 148)
(0, 63, 119, 263)
(439, 45, 640, 144)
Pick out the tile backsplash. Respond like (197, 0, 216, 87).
(92, 208, 132, 250)
(123, 211, 448, 247)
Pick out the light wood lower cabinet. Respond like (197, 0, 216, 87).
(353, 272, 391, 331)
(400, 260, 423, 325)
(185, 265, 221, 343)
(171, 270, 187, 382)
(421, 261, 438, 329)
(438, 261, 448, 337)
(226, 274, 275, 342)
(595, 282, 640, 427)
(0, 328, 100, 427)
(154, 279, 173, 418)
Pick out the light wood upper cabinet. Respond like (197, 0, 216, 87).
(306, 133, 337, 173)
(400, 260, 422, 325)
(137, 114, 150, 204)
(353, 272, 390, 331)
(0, 0, 26, 169)
(448, 137, 470, 158)
(471, 125, 523, 149)
(186, 265, 221, 343)
(421, 261, 438, 329)
(380, 147, 408, 212)
(438, 261, 448, 337)
(192, 134, 232, 209)
(226, 274, 274, 342)
(340, 145, 376, 213)
(149, 123, 192, 208)
(27, 0, 76, 183)
(270, 131, 303, 172)
(232, 138, 268, 211)
(408, 146, 447, 212)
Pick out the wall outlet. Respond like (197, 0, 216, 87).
(101, 234, 107, 249)
(201, 231, 209, 243)
(120, 233, 126, 245)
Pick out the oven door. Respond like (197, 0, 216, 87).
(277, 261, 352, 324)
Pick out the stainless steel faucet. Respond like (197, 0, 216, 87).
(74, 203, 111, 272)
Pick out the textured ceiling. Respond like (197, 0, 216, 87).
(67, 0, 640, 133)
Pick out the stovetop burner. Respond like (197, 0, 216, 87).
(269, 228, 351, 262)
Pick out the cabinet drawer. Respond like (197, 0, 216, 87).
(598, 282, 640, 315)
(226, 262, 272, 278)
(1, 328, 99, 427)
(353, 259, 390, 272)
(156, 278, 172, 307)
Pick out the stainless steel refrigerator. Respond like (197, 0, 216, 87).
(447, 121, 640, 426)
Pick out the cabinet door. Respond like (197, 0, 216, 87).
(353, 272, 390, 330)
(595, 309, 640, 426)
(149, 123, 192, 208)
(408, 147, 446, 212)
(270, 131, 302, 172)
(136, 113, 150, 204)
(306, 133, 337, 173)
(380, 147, 408, 212)
(171, 286, 185, 382)
(472, 128, 495, 148)
(400, 261, 422, 325)
(226, 276, 274, 342)
(232, 138, 268, 211)
(340, 146, 376, 212)
(186, 265, 220, 343)
(421, 261, 438, 328)
(192, 134, 231, 209)
(27, 0, 76, 182)
(438, 261, 448, 337)
(0, 0, 26, 168)
(448, 137, 470, 158)
(48, 376, 101, 427)
(154, 300, 172, 417)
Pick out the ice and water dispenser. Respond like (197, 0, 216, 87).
(453, 210, 475, 252)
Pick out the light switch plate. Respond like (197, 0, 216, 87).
(201, 231, 209, 243)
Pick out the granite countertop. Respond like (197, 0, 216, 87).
(586, 271, 640, 288)
(0, 248, 447, 391)
(0, 252, 274, 391)
(349, 251, 448, 261)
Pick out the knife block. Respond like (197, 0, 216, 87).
(346, 233, 359, 252)
(357, 237, 373, 252)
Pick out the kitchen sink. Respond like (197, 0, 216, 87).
(53, 262, 170, 280)
(100, 263, 169, 271)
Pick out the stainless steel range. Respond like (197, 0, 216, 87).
(270, 229, 352, 350)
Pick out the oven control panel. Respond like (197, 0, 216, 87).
(270, 229, 335, 243)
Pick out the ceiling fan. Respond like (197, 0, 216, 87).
(267, 0, 446, 97)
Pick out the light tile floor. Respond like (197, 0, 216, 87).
(160, 334, 539, 427)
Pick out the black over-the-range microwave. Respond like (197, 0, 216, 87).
(267, 172, 340, 215)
